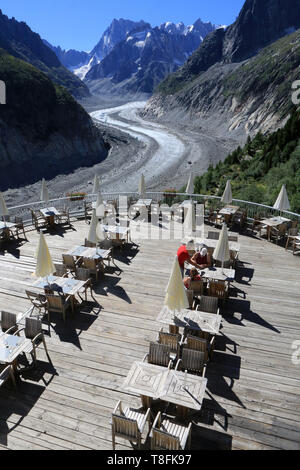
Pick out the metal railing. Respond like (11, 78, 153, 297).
(5, 191, 300, 226)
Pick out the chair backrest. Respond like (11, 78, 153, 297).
(14, 216, 23, 225)
(207, 231, 219, 240)
(291, 220, 298, 229)
(185, 289, 194, 309)
(198, 296, 219, 314)
(277, 223, 288, 236)
(214, 259, 231, 269)
(0, 311, 17, 331)
(46, 294, 65, 312)
(111, 414, 139, 441)
(76, 268, 90, 281)
(148, 342, 171, 367)
(54, 263, 67, 277)
(186, 336, 208, 361)
(151, 428, 181, 451)
(158, 331, 181, 353)
(25, 290, 43, 304)
(84, 239, 96, 248)
(99, 239, 112, 250)
(62, 254, 76, 269)
(189, 280, 203, 294)
(82, 258, 97, 272)
(209, 281, 226, 299)
(181, 347, 206, 372)
(1, 215, 10, 222)
(228, 235, 238, 242)
(25, 317, 42, 340)
(289, 227, 299, 236)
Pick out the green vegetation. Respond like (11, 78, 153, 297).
(194, 108, 300, 213)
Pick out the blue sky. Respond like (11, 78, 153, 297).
(0, 0, 245, 51)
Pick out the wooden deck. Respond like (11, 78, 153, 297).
(0, 217, 300, 450)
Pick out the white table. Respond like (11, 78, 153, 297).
(0, 334, 31, 365)
(195, 238, 240, 255)
(123, 361, 207, 414)
(200, 267, 235, 282)
(33, 276, 86, 312)
(66, 245, 111, 261)
(101, 225, 130, 242)
(135, 199, 153, 208)
(219, 205, 240, 216)
(260, 216, 290, 241)
(157, 307, 222, 334)
(39, 207, 61, 226)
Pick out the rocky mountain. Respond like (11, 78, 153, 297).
(143, 0, 300, 135)
(0, 48, 107, 190)
(84, 18, 216, 95)
(0, 9, 89, 98)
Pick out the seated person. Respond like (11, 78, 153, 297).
(191, 246, 211, 269)
(183, 268, 202, 289)
(177, 240, 203, 277)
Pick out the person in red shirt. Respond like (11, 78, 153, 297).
(177, 240, 202, 277)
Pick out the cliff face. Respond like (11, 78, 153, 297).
(0, 10, 89, 98)
(0, 50, 107, 190)
(144, 0, 300, 136)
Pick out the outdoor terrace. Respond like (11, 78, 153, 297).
(0, 200, 299, 450)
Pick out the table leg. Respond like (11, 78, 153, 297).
(176, 405, 189, 420)
(141, 395, 152, 409)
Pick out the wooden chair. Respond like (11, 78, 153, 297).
(185, 335, 215, 362)
(286, 228, 299, 250)
(62, 254, 81, 275)
(25, 290, 48, 321)
(84, 201, 92, 223)
(1, 215, 10, 222)
(0, 311, 18, 335)
(82, 257, 103, 283)
(150, 412, 192, 450)
(0, 365, 16, 390)
(293, 239, 300, 255)
(45, 293, 72, 323)
(157, 329, 182, 362)
(169, 325, 180, 335)
(75, 268, 93, 301)
(197, 296, 219, 314)
(54, 263, 68, 278)
(16, 317, 50, 367)
(57, 208, 70, 226)
(98, 238, 114, 266)
(143, 342, 173, 368)
(252, 214, 266, 235)
(208, 281, 229, 301)
(175, 347, 207, 376)
(270, 223, 288, 244)
(30, 209, 46, 231)
(111, 400, 151, 450)
(14, 217, 27, 240)
(233, 211, 247, 231)
(207, 231, 220, 240)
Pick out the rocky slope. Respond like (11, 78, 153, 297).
(84, 19, 216, 95)
(143, 0, 300, 136)
(0, 49, 108, 190)
(0, 9, 89, 98)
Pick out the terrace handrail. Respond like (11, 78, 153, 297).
(4, 191, 300, 225)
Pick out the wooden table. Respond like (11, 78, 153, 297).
(195, 238, 240, 255)
(218, 205, 240, 224)
(123, 361, 207, 417)
(0, 222, 16, 239)
(101, 225, 130, 243)
(200, 267, 236, 282)
(157, 307, 222, 334)
(0, 334, 31, 366)
(33, 276, 86, 312)
(66, 245, 111, 261)
(39, 207, 61, 227)
(260, 216, 290, 241)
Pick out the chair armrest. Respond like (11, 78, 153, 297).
(5, 325, 18, 335)
(150, 412, 161, 436)
(31, 332, 43, 344)
(140, 408, 151, 431)
(113, 400, 122, 415)
(202, 364, 207, 377)
(167, 360, 173, 369)
(13, 327, 24, 336)
(181, 422, 192, 450)
(142, 353, 149, 363)
(175, 359, 182, 371)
